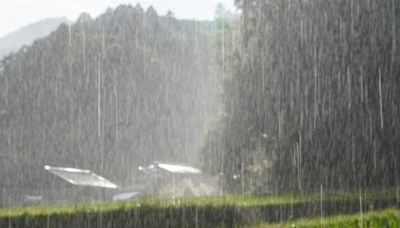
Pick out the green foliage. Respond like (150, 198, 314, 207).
(0, 187, 398, 227)
(0, 5, 219, 206)
(1, 187, 397, 218)
(262, 208, 400, 228)
(204, 0, 400, 193)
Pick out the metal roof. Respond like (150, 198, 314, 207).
(44, 165, 118, 189)
(156, 162, 202, 174)
(112, 192, 139, 201)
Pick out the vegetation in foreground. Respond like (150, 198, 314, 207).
(257, 208, 400, 228)
(0, 187, 397, 218)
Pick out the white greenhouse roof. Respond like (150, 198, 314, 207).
(44, 165, 118, 189)
(156, 162, 202, 174)
(112, 192, 139, 201)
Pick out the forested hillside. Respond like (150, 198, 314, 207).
(0, 4, 219, 204)
(2, 0, 400, 207)
(203, 0, 400, 193)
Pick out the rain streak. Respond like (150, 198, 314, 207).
(0, 0, 399, 227)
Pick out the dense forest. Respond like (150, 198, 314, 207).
(0, 4, 219, 205)
(203, 0, 400, 193)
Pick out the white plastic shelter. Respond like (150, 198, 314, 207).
(112, 192, 139, 201)
(44, 165, 118, 189)
(156, 162, 202, 174)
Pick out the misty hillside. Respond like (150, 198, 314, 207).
(0, 4, 219, 203)
(0, 17, 70, 59)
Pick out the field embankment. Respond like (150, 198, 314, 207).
(1, 189, 398, 227)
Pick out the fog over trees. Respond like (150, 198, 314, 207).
(0, 4, 219, 205)
(0, 0, 399, 207)
(0, 17, 70, 59)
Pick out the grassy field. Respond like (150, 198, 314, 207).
(1, 187, 398, 217)
(0, 187, 398, 227)
(256, 208, 400, 227)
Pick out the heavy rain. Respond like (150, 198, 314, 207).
(0, 0, 399, 227)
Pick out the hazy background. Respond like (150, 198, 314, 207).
(0, 0, 236, 38)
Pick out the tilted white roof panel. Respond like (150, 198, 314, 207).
(156, 162, 202, 174)
(112, 192, 139, 201)
(44, 165, 118, 189)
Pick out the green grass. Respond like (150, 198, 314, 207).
(0, 187, 398, 218)
(256, 208, 400, 227)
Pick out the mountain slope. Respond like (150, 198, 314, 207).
(0, 17, 70, 59)
(0, 5, 219, 205)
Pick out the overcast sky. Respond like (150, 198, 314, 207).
(0, 0, 236, 38)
